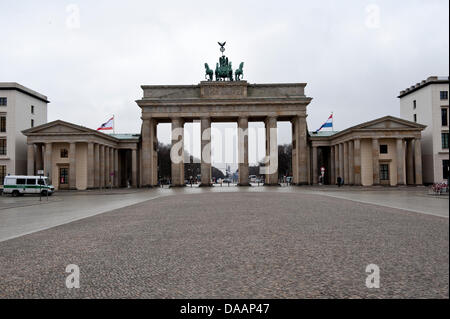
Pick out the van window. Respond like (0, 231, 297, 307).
(26, 179, 36, 185)
(5, 178, 16, 185)
(16, 179, 26, 185)
(38, 179, 46, 186)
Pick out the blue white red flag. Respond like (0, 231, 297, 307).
(315, 113, 333, 132)
(97, 116, 114, 131)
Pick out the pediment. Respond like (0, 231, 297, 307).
(23, 120, 93, 135)
(356, 116, 425, 130)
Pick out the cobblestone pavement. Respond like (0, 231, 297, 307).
(0, 192, 448, 298)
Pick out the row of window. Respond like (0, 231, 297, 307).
(0, 165, 6, 185)
(0, 116, 35, 132)
(0, 139, 6, 155)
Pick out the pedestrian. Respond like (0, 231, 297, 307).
(337, 176, 342, 187)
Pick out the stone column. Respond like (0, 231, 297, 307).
(238, 116, 249, 186)
(201, 117, 212, 186)
(44, 143, 52, 183)
(99, 145, 105, 188)
(27, 144, 35, 176)
(105, 146, 110, 187)
(312, 146, 318, 184)
(414, 138, 423, 185)
(334, 144, 339, 184)
(330, 146, 335, 185)
(87, 142, 95, 189)
(297, 116, 308, 185)
(69, 142, 77, 190)
(94, 143, 100, 188)
(110, 148, 114, 186)
(264, 116, 278, 185)
(406, 139, 415, 185)
(142, 118, 157, 187)
(343, 142, 349, 184)
(171, 117, 185, 186)
(348, 140, 354, 185)
(291, 119, 298, 184)
(338, 143, 344, 181)
(396, 138, 405, 185)
(372, 138, 380, 185)
(36, 144, 43, 171)
(353, 139, 362, 185)
(114, 149, 119, 187)
(131, 148, 137, 187)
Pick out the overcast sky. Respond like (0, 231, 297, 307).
(1, 0, 448, 166)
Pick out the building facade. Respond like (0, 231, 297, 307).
(399, 76, 449, 184)
(23, 121, 139, 190)
(23, 81, 426, 190)
(0, 83, 49, 184)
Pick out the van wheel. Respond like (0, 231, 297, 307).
(12, 190, 20, 197)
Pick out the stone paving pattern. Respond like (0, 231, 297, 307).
(0, 192, 448, 298)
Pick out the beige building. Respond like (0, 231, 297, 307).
(23, 81, 426, 189)
(0, 83, 49, 183)
(399, 76, 449, 184)
(23, 121, 139, 190)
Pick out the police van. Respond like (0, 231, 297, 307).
(2, 176, 55, 197)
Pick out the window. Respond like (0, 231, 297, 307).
(442, 108, 449, 126)
(380, 164, 389, 181)
(380, 144, 388, 154)
(0, 165, 6, 185)
(38, 178, 46, 186)
(60, 168, 69, 185)
(31, 119, 34, 128)
(26, 179, 36, 185)
(414, 114, 417, 123)
(16, 178, 26, 185)
(0, 98, 6, 106)
(440, 91, 448, 100)
(60, 149, 68, 158)
(443, 160, 449, 180)
(0, 116, 6, 132)
(413, 100, 417, 109)
(0, 139, 6, 155)
(31, 105, 35, 114)
(442, 133, 449, 149)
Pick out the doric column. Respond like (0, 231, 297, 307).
(238, 116, 249, 186)
(372, 138, 380, 185)
(348, 140, 354, 185)
(338, 143, 344, 181)
(87, 142, 95, 189)
(171, 117, 185, 186)
(396, 138, 405, 185)
(69, 142, 77, 190)
(343, 142, 349, 184)
(36, 144, 43, 171)
(114, 149, 119, 187)
(330, 146, 335, 185)
(201, 117, 212, 186)
(414, 138, 423, 185)
(27, 144, 35, 176)
(312, 146, 318, 185)
(142, 118, 157, 187)
(291, 119, 298, 184)
(94, 143, 100, 188)
(298, 116, 308, 185)
(131, 148, 137, 187)
(406, 139, 415, 185)
(44, 143, 52, 183)
(110, 148, 114, 186)
(353, 139, 362, 185)
(99, 145, 105, 188)
(334, 144, 339, 184)
(264, 116, 278, 185)
(105, 146, 110, 187)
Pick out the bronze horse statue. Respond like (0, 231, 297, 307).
(235, 62, 244, 81)
(204, 63, 214, 81)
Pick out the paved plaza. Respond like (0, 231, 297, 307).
(0, 187, 448, 298)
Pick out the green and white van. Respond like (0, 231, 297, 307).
(2, 176, 55, 197)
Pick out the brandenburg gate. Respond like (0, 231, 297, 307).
(137, 80, 312, 187)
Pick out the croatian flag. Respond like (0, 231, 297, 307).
(315, 113, 333, 132)
(97, 116, 114, 131)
